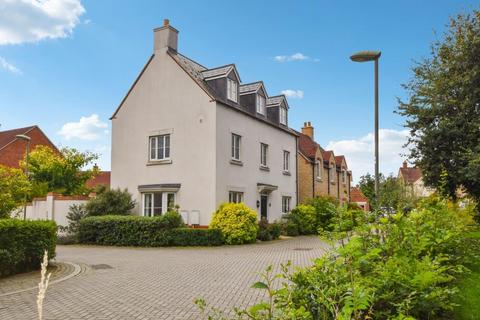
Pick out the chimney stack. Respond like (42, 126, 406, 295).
(403, 160, 408, 169)
(153, 18, 178, 53)
(301, 121, 314, 140)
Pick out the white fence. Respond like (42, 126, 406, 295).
(22, 193, 89, 228)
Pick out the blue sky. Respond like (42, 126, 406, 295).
(0, 0, 479, 182)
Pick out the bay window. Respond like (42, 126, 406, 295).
(142, 192, 176, 217)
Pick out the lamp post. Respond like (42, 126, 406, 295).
(16, 134, 31, 220)
(350, 50, 381, 202)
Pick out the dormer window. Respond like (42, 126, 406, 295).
(256, 94, 266, 115)
(227, 78, 238, 102)
(279, 106, 287, 125)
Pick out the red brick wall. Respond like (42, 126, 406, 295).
(0, 127, 57, 168)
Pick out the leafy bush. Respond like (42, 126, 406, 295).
(304, 196, 338, 230)
(78, 213, 221, 246)
(284, 204, 317, 235)
(257, 220, 281, 241)
(85, 188, 135, 216)
(58, 204, 87, 242)
(210, 203, 259, 245)
(0, 219, 57, 277)
(0, 165, 31, 219)
(198, 197, 478, 319)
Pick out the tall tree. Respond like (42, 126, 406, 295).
(22, 146, 98, 196)
(398, 9, 480, 201)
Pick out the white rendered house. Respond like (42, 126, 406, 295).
(111, 20, 298, 226)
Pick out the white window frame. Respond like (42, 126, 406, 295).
(342, 170, 347, 184)
(329, 165, 335, 183)
(316, 161, 322, 179)
(283, 150, 290, 172)
(282, 196, 291, 213)
(231, 133, 241, 160)
(260, 143, 268, 167)
(142, 192, 176, 217)
(256, 94, 266, 115)
(279, 106, 287, 125)
(229, 191, 243, 203)
(227, 78, 238, 102)
(149, 134, 170, 161)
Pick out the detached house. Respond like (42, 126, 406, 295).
(397, 161, 433, 198)
(297, 122, 351, 203)
(111, 20, 297, 226)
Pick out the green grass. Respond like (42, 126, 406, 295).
(453, 229, 480, 320)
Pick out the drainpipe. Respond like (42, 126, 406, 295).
(295, 136, 299, 206)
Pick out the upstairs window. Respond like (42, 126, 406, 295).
(316, 161, 322, 179)
(227, 78, 238, 102)
(279, 106, 287, 125)
(260, 143, 268, 167)
(256, 95, 266, 115)
(329, 166, 335, 183)
(149, 134, 170, 161)
(342, 170, 347, 184)
(229, 191, 243, 203)
(283, 151, 290, 172)
(231, 133, 241, 160)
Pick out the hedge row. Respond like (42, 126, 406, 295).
(0, 219, 57, 277)
(78, 215, 223, 246)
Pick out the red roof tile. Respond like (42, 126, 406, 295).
(86, 171, 111, 189)
(350, 187, 369, 203)
(399, 167, 422, 183)
(0, 126, 36, 150)
(298, 132, 318, 160)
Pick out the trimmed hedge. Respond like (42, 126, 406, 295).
(0, 219, 57, 277)
(78, 215, 223, 246)
(257, 220, 281, 241)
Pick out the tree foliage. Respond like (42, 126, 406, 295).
(23, 146, 98, 196)
(0, 165, 31, 218)
(398, 9, 480, 202)
(85, 188, 136, 216)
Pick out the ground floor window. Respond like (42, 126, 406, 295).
(282, 196, 291, 213)
(142, 192, 176, 217)
(229, 191, 243, 203)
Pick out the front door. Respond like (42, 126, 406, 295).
(260, 194, 268, 221)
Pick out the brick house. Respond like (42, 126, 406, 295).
(350, 187, 370, 211)
(397, 161, 434, 198)
(0, 125, 58, 168)
(297, 122, 351, 203)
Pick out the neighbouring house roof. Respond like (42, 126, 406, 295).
(335, 155, 347, 168)
(85, 171, 111, 189)
(322, 150, 334, 162)
(201, 64, 240, 81)
(399, 166, 423, 183)
(266, 95, 289, 109)
(239, 81, 265, 94)
(298, 132, 318, 160)
(350, 187, 369, 203)
(0, 126, 36, 150)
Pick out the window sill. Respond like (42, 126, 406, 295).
(147, 159, 172, 166)
(260, 166, 270, 172)
(230, 159, 243, 166)
(315, 177, 322, 182)
(283, 171, 291, 176)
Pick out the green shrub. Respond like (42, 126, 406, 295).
(77, 213, 221, 246)
(0, 219, 57, 277)
(58, 203, 87, 243)
(285, 204, 317, 235)
(282, 221, 299, 236)
(85, 188, 135, 216)
(304, 196, 338, 231)
(257, 220, 281, 241)
(210, 203, 259, 245)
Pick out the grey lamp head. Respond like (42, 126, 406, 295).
(15, 134, 31, 141)
(350, 51, 381, 62)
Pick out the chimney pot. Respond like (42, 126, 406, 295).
(154, 19, 178, 52)
(301, 121, 314, 140)
(403, 160, 408, 169)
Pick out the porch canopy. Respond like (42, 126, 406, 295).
(257, 183, 278, 194)
(138, 184, 181, 192)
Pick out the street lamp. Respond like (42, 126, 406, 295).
(16, 134, 31, 220)
(350, 50, 381, 202)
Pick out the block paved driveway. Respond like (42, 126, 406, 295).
(0, 236, 328, 320)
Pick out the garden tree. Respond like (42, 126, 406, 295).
(398, 9, 480, 202)
(22, 146, 98, 197)
(0, 165, 31, 218)
(357, 173, 377, 206)
(85, 188, 136, 216)
(358, 173, 413, 210)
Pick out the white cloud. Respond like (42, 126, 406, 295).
(274, 52, 310, 62)
(281, 89, 304, 99)
(58, 114, 108, 141)
(0, 0, 85, 45)
(326, 129, 410, 184)
(0, 56, 21, 74)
